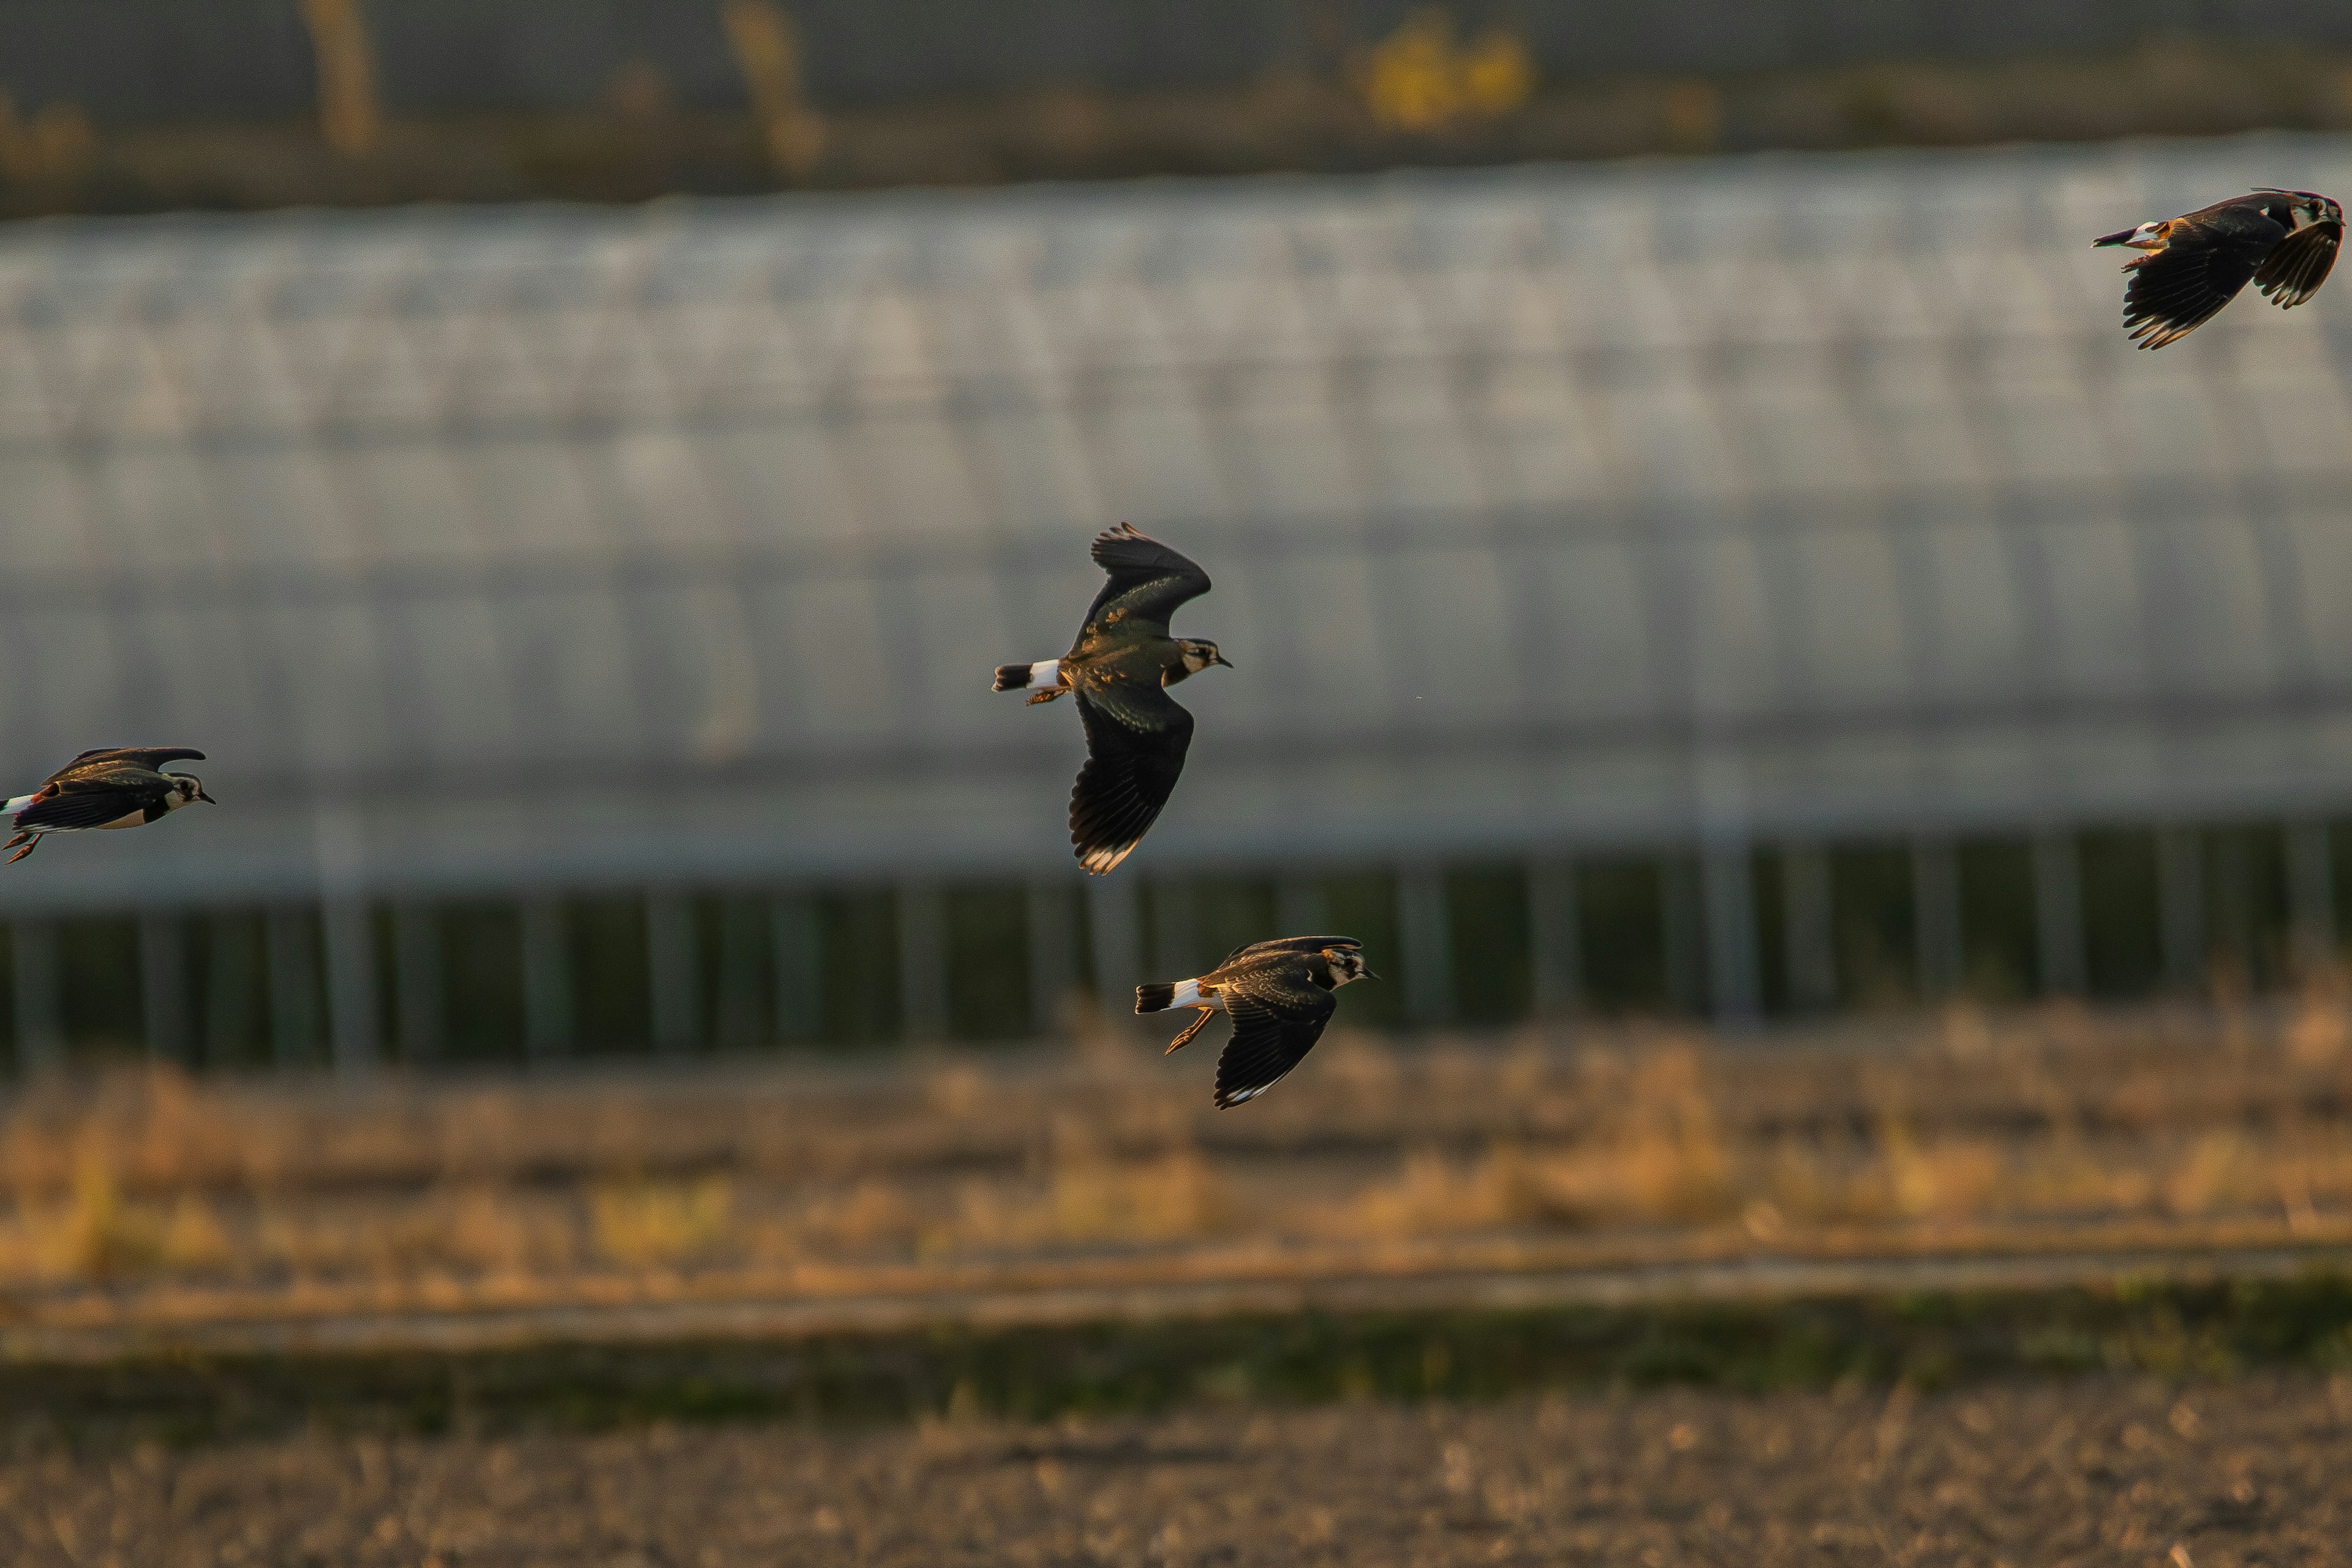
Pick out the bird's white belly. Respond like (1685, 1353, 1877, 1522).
(93, 811, 147, 830)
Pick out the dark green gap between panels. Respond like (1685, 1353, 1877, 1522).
(13, 1272, 2352, 1451)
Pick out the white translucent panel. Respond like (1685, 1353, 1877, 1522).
(1351, 361, 1488, 514)
(696, 422, 862, 546)
(337, 447, 480, 563)
(1479, 359, 1615, 512)
(85, 445, 235, 570)
(0, 456, 98, 573)
(1668, 255, 1822, 349)
(1208, 364, 1359, 519)
(1250, 545, 1385, 729)
(1930, 246, 2069, 341)
(1376, 548, 1520, 724)
(382, 598, 521, 761)
(1683, 533, 1780, 724)
(258, 603, 398, 771)
(1848, 352, 1991, 491)
(1784, 526, 1912, 710)
(959, 406, 1104, 535)
(2156, 514, 2282, 697)
(1521, 538, 1653, 723)
(492, 586, 646, 764)
(442, 439, 612, 558)
(894, 567, 1014, 741)
(597, 428, 731, 548)
(440, 309, 564, 425)
(2279, 503, 2352, 675)
(2096, 366, 2233, 482)
(1073, 371, 1230, 524)
(769, 573, 895, 748)
(206, 449, 357, 567)
(829, 407, 988, 538)
(1916, 518, 2028, 704)
(2232, 337, 2352, 477)
(1593, 363, 1740, 507)
(1977, 343, 2114, 488)
(2036, 514, 2150, 701)
(1714, 360, 1873, 497)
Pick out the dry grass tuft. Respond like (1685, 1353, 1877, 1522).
(5, 1003, 2352, 1316)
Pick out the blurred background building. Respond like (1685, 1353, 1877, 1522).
(0, 4, 2350, 1071)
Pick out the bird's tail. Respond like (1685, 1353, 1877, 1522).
(1135, 982, 1177, 1014)
(994, 660, 1063, 693)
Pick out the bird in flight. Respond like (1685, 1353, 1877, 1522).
(1137, 935, 1375, 1107)
(2, 748, 214, 863)
(995, 524, 1230, 875)
(2094, 188, 2342, 349)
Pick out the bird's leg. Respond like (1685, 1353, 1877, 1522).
(1025, 688, 1067, 705)
(1165, 1007, 1217, 1054)
(6, 833, 38, 864)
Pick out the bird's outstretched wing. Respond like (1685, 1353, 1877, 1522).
(1069, 683, 1193, 875)
(1218, 935, 1363, 968)
(1213, 967, 1340, 1109)
(11, 778, 153, 831)
(1081, 524, 1213, 641)
(2255, 221, 2342, 309)
(48, 747, 205, 783)
(2120, 207, 2282, 349)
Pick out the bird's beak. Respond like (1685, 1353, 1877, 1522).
(1214, 654, 1234, 669)
(1364, 968, 1382, 981)
(198, 790, 217, 805)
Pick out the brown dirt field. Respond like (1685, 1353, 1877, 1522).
(7, 1373, 2351, 1566)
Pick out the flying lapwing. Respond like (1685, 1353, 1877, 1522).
(994, 524, 1230, 874)
(1137, 935, 1375, 1108)
(2094, 189, 2342, 349)
(2, 748, 213, 864)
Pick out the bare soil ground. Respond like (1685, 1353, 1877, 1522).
(7, 1372, 2349, 1567)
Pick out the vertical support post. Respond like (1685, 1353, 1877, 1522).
(1085, 878, 1142, 1022)
(266, 908, 323, 1065)
(771, 890, 823, 1041)
(896, 881, 949, 1041)
(205, 914, 262, 1066)
(12, 918, 62, 1076)
(647, 889, 699, 1055)
(1276, 872, 1329, 937)
(1911, 837, 1964, 1001)
(1781, 843, 1835, 1012)
(1025, 880, 1080, 1036)
(2157, 825, 2205, 991)
(138, 911, 192, 1068)
(1397, 862, 1454, 1027)
(715, 895, 766, 1048)
(393, 902, 444, 1064)
(1527, 858, 1582, 1018)
(2287, 818, 2337, 976)
(2031, 828, 2087, 996)
(1660, 854, 1704, 1015)
(12, 919, 61, 1076)
(322, 897, 380, 1076)
(1699, 839, 1759, 1027)
(2214, 827, 2255, 982)
(521, 897, 573, 1063)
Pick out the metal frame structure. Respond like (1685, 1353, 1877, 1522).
(1, 137, 2350, 1061)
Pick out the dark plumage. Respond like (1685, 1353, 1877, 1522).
(993, 524, 1230, 875)
(1136, 935, 1375, 1108)
(3, 747, 214, 864)
(2093, 189, 2342, 349)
